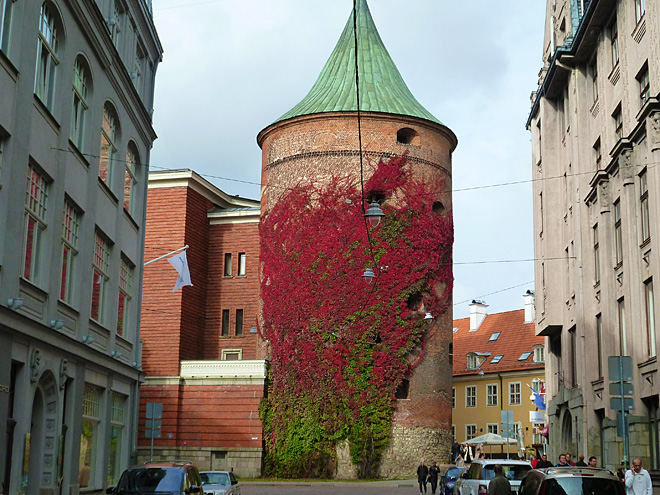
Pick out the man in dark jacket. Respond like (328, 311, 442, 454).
(417, 461, 429, 493)
(428, 461, 441, 494)
(488, 464, 511, 495)
(537, 454, 553, 468)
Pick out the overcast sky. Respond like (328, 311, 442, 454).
(150, 0, 547, 320)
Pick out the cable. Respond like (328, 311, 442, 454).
(453, 281, 535, 306)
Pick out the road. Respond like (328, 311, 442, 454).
(241, 480, 420, 495)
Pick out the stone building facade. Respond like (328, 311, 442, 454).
(0, 0, 162, 493)
(257, 0, 456, 478)
(137, 170, 265, 477)
(527, 0, 660, 474)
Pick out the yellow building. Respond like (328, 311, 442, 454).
(452, 298, 547, 458)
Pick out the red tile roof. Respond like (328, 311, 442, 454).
(452, 309, 544, 376)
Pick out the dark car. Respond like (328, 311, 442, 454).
(440, 466, 466, 495)
(107, 460, 204, 495)
(519, 466, 625, 495)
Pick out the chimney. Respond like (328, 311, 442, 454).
(469, 300, 488, 331)
(523, 290, 535, 323)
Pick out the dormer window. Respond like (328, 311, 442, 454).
(489, 332, 501, 341)
(519, 351, 532, 361)
(533, 345, 545, 363)
(467, 353, 478, 370)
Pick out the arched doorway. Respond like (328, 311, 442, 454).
(26, 372, 59, 495)
(560, 409, 574, 457)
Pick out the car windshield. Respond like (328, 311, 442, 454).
(201, 472, 230, 485)
(446, 468, 463, 480)
(482, 464, 531, 481)
(116, 467, 182, 493)
(543, 477, 622, 495)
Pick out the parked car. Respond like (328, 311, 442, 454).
(107, 460, 204, 495)
(454, 459, 532, 495)
(519, 466, 625, 495)
(440, 465, 466, 495)
(200, 470, 241, 495)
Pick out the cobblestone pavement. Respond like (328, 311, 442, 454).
(241, 480, 420, 495)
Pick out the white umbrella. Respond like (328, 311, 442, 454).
(463, 432, 518, 445)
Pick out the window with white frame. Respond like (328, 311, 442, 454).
(487, 384, 498, 406)
(99, 103, 118, 187)
(80, 383, 102, 488)
(491, 355, 503, 364)
(221, 349, 242, 361)
(645, 279, 656, 358)
(60, 200, 80, 304)
(614, 199, 623, 265)
(111, 0, 122, 47)
(238, 252, 246, 276)
(124, 144, 138, 216)
(533, 345, 545, 363)
(641, 170, 650, 243)
(467, 353, 478, 370)
(91, 232, 110, 324)
(35, 3, 59, 111)
(465, 424, 477, 441)
(71, 57, 90, 150)
(509, 382, 521, 405)
(0, 0, 12, 53)
(519, 352, 532, 361)
(533, 422, 546, 445)
(487, 423, 499, 435)
(107, 393, 125, 485)
(635, 0, 646, 24)
(452, 387, 455, 409)
(531, 378, 545, 394)
(24, 165, 48, 284)
(117, 259, 132, 338)
(466, 386, 476, 408)
(638, 64, 650, 107)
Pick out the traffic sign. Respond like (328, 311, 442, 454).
(610, 397, 634, 411)
(608, 356, 633, 382)
(146, 402, 162, 419)
(609, 382, 634, 396)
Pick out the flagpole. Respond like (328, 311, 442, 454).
(144, 245, 189, 266)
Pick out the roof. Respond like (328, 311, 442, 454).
(453, 309, 544, 376)
(273, 0, 441, 126)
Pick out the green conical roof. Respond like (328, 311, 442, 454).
(274, 0, 442, 125)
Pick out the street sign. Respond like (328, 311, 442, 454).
(610, 397, 634, 411)
(609, 382, 634, 396)
(146, 420, 161, 430)
(146, 402, 162, 419)
(608, 356, 633, 382)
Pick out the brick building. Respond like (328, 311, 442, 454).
(137, 170, 264, 476)
(257, 0, 457, 477)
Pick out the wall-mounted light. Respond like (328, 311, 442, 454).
(49, 319, 64, 330)
(424, 312, 434, 321)
(133, 361, 142, 368)
(111, 350, 122, 359)
(364, 202, 385, 227)
(7, 298, 23, 310)
(81, 335, 94, 345)
(250, 327, 258, 334)
(105, 17, 116, 26)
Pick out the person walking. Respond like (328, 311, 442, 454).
(556, 453, 569, 467)
(588, 456, 598, 467)
(417, 461, 429, 494)
(488, 464, 511, 495)
(428, 461, 441, 494)
(451, 440, 460, 462)
(625, 457, 653, 495)
(537, 454, 553, 468)
(575, 455, 587, 466)
(463, 443, 474, 463)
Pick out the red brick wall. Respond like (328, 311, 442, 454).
(205, 222, 261, 360)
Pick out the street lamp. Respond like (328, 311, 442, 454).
(364, 201, 385, 227)
(362, 267, 376, 284)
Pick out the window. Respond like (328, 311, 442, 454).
(638, 65, 650, 107)
(235, 309, 243, 336)
(238, 253, 246, 276)
(71, 57, 90, 149)
(618, 298, 627, 355)
(395, 378, 409, 399)
(596, 314, 604, 379)
(614, 200, 623, 265)
(466, 353, 478, 370)
(487, 384, 498, 407)
(509, 382, 521, 405)
(99, 103, 118, 186)
(465, 386, 476, 408)
(80, 383, 102, 489)
(221, 349, 242, 361)
(91, 232, 110, 324)
(124, 144, 138, 215)
(491, 355, 503, 364)
(223, 253, 232, 276)
(593, 224, 600, 284)
(452, 387, 455, 409)
(487, 424, 499, 435)
(24, 165, 48, 284)
(593, 138, 601, 170)
(0, 0, 12, 53)
(531, 378, 545, 394)
(133, 41, 146, 91)
(488, 332, 500, 341)
(636, 0, 646, 23)
(533, 422, 546, 445)
(110, 0, 122, 47)
(452, 425, 456, 440)
(117, 259, 132, 338)
(518, 352, 532, 361)
(533, 346, 545, 363)
(590, 56, 598, 103)
(465, 424, 477, 441)
(646, 280, 656, 358)
(610, 18, 619, 68)
(614, 107, 623, 141)
(35, 3, 59, 111)
(221, 309, 229, 337)
(569, 327, 577, 387)
(60, 201, 80, 304)
(107, 393, 125, 485)
(641, 171, 650, 242)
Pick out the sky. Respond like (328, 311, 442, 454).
(150, 0, 547, 320)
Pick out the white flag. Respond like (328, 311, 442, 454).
(168, 250, 193, 293)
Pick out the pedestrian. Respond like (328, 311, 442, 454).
(456, 453, 464, 467)
(488, 464, 511, 495)
(475, 442, 484, 461)
(565, 453, 576, 466)
(451, 440, 460, 462)
(464, 443, 474, 463)
(617, 461, 629, 484)
(428, 461, 441, 494)
(537, 454, 553, 468)
(556, 453, 569, 467)
(588, 456, 598, 468)
(575, 455, 587, 466)
(625, 457, 653, 495)
(417, 461, 429, 494)
(531, 455, 540, 469)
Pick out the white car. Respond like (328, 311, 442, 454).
(453, 459, 532, 495)
(199, 471, 241, 495)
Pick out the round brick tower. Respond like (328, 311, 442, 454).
(257, 0, 457, 478)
